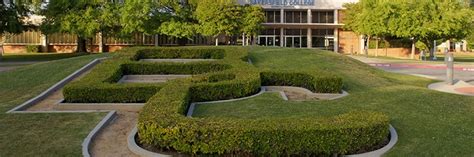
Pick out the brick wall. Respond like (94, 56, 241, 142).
(338, 29, 361, 54)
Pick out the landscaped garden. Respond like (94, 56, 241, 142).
(1, 47, 473, 156)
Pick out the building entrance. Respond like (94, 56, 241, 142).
(258, 35, 280, 47)
(285, 36, 307, 48)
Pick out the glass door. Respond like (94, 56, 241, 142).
(258, 36, 277, 46)
(285, 36, 306, 48)
(286, 37, 293, 47)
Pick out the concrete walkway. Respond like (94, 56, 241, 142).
(350, 56, 474, 81)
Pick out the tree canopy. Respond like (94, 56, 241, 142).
(344, 0, 473, 59)
(3, 0, 265, 52)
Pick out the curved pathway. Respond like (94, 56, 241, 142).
(17, 63, 139, 156)
(350, 55, 474, 81)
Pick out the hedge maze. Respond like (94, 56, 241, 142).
(63, 47, 389, 156)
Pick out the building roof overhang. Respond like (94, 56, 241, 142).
(262, 23, 344, 29)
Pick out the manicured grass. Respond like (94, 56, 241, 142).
(0, 54, 109, 156)
(1, 53, 89, 62)
(194, 47, 474, 156)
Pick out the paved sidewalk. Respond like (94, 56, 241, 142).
(349, 56, 474, 81)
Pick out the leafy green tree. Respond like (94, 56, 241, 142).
(156, 0, 199, 46)
(0, 0, 35, 57)
(240, 5, 265, 46)
(345, 0, 473, 60)
(40, 0, 119, 53)
(195, 0, 242, 46)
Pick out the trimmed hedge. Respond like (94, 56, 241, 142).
(138, 80, 389, 156)
(63, 46, 389, 155)
(134, 47, 225, 60)
(261, 71, 343, 93)
(122, 62, 231, 75)
(62, 47, 245, 103)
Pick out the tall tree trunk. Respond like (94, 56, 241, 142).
(427, 40, 435, 60)
(384, 38, 388, 56)
(375, 37, 379, 57)
(242, 33, 245, 46)
(252, 35, 257, 45)
(76, 36, 88, 53)
(215, 37, 218, 46)
(411, 40, 416, 59)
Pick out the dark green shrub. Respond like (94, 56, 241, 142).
(122, 62, 231, 75)
(26, 45, 39, 53)
(63, 46, 388, 156)
(138, 80, 389, 156)
(260, 71, 343, 93)
(134, 47, 225, 60)
(190, 71, 261, 102)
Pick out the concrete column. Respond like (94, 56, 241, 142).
(98, 32, 104, 53)
(40, 34, 48, 52)
(462, 40, 468, 52)
(280, 8, 284, 23)
(280, 28, 284, 47)
(307, 28, 312, 48)
(307, 9, 312, 23)
(0, 36, 5, 55)
(334, 28, 339, 52)
(280, 8, 285, 47)
(334, 9, 339, 24)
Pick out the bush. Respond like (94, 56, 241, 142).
(190, 70, 261, 102)
(260, 71, 343, 93)
(62, 59, 165, 103)
(138, 80, 389, 156)
(63, 46, 389, 156)
(134, 47, 225, 60)
(26, 45, 39, 53)
(122, 62, 231, 75)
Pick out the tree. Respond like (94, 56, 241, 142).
(40, 0, 119, 53)
(156, 0, 199, 46)
(0, 0, 32, 57)
(345, 0, 473, 60)
(240, 5, 265, 46)
(195, 0, 242, 46)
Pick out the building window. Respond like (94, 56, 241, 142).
(285, 11, 307, 23)
(312, 11, 335, 23)
(311, 29, 334, 50)
(265, 11, 281, 23)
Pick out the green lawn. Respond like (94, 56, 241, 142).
(1, 53, 90, 62)
(194, 47, 474, 156)
(0, 54, 109, 156)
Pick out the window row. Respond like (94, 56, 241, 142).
(264, 11, 335, 23)
(259, 29, 335, 36)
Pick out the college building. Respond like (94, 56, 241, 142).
(239, 0, 360, 53)
(239, 0, 470, 56)
(1, 0, 470, 56)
